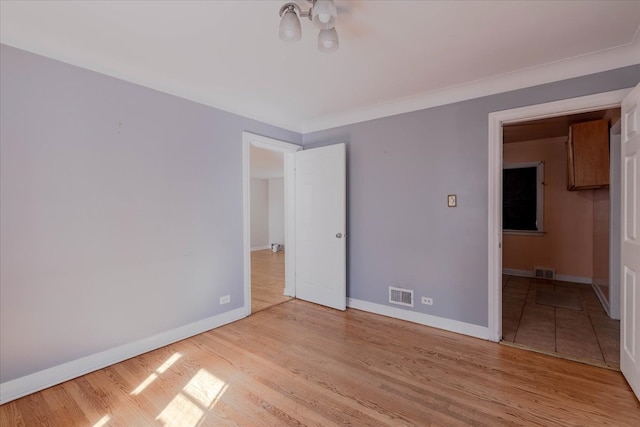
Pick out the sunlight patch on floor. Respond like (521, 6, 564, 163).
(131, 372, 158, 396)
(131, 352, 182, 395)
(156, 369, 228, 427)
(93, 414, 111, 427)
(157, 393, 204, 427)
(183, 369, 226, 407)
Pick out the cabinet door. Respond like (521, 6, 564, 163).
(568, 119, 609, 190)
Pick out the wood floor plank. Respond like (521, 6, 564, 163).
(1, 299, 639, 426)
(193, 331, 426, 426)
(190, 337, 360, 426)
(39, 385, 90, 426)
(60, 380, 112, 426)
(218, 310, 471, 425)
(255, 302, 619, 425)
(81, 370, 156, 426)
(251, 249, 291, 313)
(4, 393, 56, 426)
(0, 402, 25, 427)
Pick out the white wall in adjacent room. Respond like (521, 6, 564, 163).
(250, 178, 269, 250)
(269, 178, 285, 245)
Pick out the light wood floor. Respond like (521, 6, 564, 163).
(1, 299, 638, 426)
(251, 249, 291, 314)
(502, 275, 620, 369)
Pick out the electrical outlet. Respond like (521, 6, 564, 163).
(447, 194, 457, 207)
(421, 297, 433, 305)
(219, 295, 231, 305)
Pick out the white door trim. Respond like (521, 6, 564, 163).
(242, 132, 302, 316)
(487, 88, 631, 342)
(609, 120, 623, 320)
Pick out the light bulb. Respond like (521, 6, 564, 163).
(318, 28, 339, 53)
(279, 9, 301, 42)
(322, 40, 337, 49)
(318, 12, 331, 24)
(311, 0, 337, 30)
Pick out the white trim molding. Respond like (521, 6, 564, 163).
(488, 88, 631, 343)
(242, 132, 301, 317)
(4, 33, 637, 134)
(251, 245, 271, 252)
(302, 43, 640, 133)
(347, 298, 490, 341)
(0, 307, 246, 405)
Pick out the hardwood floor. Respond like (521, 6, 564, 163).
(251, 249, 291, 313)
(1, 299, 638, 426)
(502, 275, 620, 369)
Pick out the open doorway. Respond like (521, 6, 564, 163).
(242, 132, 347, 314)
(242, 132, 302, 316)
(249, 145, 291, 313)
(499, 108, 621, 368)
(487, 89, 632, 367)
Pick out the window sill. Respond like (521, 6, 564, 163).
(503, 230, 545, 237)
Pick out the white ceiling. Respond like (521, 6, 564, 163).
(1, 1, 639, 133)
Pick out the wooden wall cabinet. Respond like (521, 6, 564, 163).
(566, 119, 609, 190)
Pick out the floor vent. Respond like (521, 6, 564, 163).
(533, 267, 555, 280)
(389, 287, 414, 307)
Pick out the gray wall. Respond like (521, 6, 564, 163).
(303, 65, 640, 327)
(2, 41, 638, 384)
(250, 178, 269, 249)
(0, 44, 301, 383)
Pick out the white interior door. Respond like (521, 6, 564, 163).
(295, 143, 346, 310)
(621, 83, 640, 401)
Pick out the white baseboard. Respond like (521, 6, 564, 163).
(251, 245, 270, 252)
(0, 307, 247, 405)
(283, 287, 295, 297)
(502, 268, 593, 285)
(346, 298, 490, 341)
(591, 281, 611, 317)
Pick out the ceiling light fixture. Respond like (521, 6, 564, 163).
(278, 0, 339, 53)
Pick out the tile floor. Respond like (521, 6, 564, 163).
(502, 275, 620, 369)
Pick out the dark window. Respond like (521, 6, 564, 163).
(503, 163, 543, 232)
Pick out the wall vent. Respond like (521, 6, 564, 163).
(389, 287, 414, 307)
(533, 267, 555, 280)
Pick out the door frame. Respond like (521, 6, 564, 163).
(609, 120, 623, 320)
(242, 132, 302, 316)
(487, 88, 631, 342)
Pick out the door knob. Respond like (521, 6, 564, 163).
(336, 233, 343, 238)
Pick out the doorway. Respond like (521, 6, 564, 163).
(249, 145, 291, 313)
(487, 89, 630, 352)
(499, 109, 621, 368)
(243, 134, 347, 313)
(242, 132, 301, 316)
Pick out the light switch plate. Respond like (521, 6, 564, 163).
(447, 194, 457, 207)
